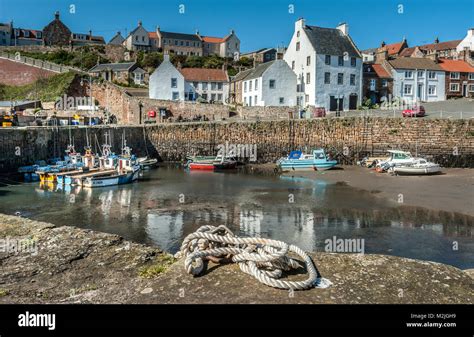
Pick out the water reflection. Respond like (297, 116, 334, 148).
(1, 167, 472, 268)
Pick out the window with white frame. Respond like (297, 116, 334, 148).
(469, 73, 474, 80)
(469, 84, 474, 92)
(291, 61, 295, 70)
(249, 80, 252, 91)
(405, 71, 413, 79)
(254, 95, 257, 104)
(306, 72, 310, 84)
(254, 79, 258, 90)
(172, 92, 179, 100)
(211, 82, 217, 90)
(337, 73, 343, 85)
(217, 82, 223, 90)
(243, 82, 247, 92)
(450, 72, 460, 79)
(428, 85, 436, 95)
(450, 83, 459, 91)
(369, 79, 376, 88)
(296, 42, 300, 51)
(428, 71, 437, 79)
(307, 56, 311, 66)
(382, 79, 388, 87)
(417, 71, 424, 78)
(404, 84, 413, 95)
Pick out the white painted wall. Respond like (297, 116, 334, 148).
(149, 56, 185, 100)
(242, 60, 297, 106)
(261, 60, 297, 106)
(186, 81, 229, 103)
(283, 19, 362, 111)
(457, 28, 474, 52)
(315, 54, 362, 110)
(392, 69, 446, 102)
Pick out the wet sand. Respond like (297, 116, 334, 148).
(277, 165, 474, 216)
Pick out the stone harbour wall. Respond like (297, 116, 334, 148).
(0, 117, 472, 173)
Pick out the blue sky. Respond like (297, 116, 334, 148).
(0, 0, 473, 52)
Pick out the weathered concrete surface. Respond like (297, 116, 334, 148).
(0, 214, 473, 304)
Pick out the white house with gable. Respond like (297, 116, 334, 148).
(457, 28, 474, 53)
(241, 59, 297, 106)
(284, 18, 363, 111)
(149, 54, 185, 100)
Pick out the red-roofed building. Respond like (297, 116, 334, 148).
(361, 40, 408, 63)
(399, 39, 462, 59)
(149, 55, 230, 103)
(180, 67, 229, 103)
(438, 58, 474, 98)
(362, 63, 393, 104)
(199, 30, 240, 58)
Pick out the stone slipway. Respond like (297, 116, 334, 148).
(0, 214, 473, 304)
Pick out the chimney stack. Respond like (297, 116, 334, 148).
(336, 22, 349, 36)
(54, 11, 60, 20)
(295, 17, 305, 31)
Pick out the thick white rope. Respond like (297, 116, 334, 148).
(175, 225, 332, 290)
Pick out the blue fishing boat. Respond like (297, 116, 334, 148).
(277, 149, 338, 171)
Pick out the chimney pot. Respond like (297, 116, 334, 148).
(54, 11, 60, 20)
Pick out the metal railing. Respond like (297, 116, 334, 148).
(0, 51, 85, 74)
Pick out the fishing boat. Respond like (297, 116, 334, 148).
(187, 154, 237, 171)
(391, 159, 441, 175)
(82, 139, 140, 188)
(277, 149, 337, 171)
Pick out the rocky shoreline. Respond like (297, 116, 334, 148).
(0, 214, 472, 304)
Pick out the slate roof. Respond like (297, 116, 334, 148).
(180, 68, 228, 82)
(303, 25, 360, 58)
(244, 60, 275, 81)
(89, 62, 137, 72)
(388, 58, 443, 71)
(160, 31, 200, 41)
(231, 68, 253, 82)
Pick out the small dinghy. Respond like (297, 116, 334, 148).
(137, 157, 158, 169)
(392, 159, 441, 175)
(187, 155, 237, 171)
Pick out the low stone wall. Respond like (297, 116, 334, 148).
(91, 82, 231, 124)
(236, 105, 299, 120)
(0, 118, 472, 173)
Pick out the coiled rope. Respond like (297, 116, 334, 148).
(175, 225, 332, 290)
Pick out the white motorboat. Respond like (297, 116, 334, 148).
(392, 159, 441, 175)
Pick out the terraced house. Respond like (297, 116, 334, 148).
(284, 18, 363, 111)
(385, 57, 446, 102)
(149, 54, 229, 103)
(438, 58, 474, 98)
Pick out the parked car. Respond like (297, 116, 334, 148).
(402, 106, 425, 117)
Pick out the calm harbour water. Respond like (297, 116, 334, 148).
(0, 165, 473, 269)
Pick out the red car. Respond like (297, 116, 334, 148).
(402, 106, 426, 117)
